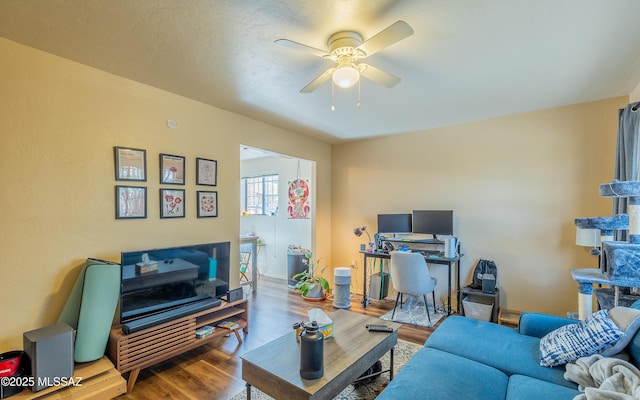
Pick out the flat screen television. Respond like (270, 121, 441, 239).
(119, 242, 230, 326)
(412, 210, 453, 238)
(377, 213, 412, 234)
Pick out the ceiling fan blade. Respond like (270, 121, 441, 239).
(356, 20, 414, 57)
(359, 64, 401, 88)
(300, 68, 335, 93)
(274, 38, 330, 58)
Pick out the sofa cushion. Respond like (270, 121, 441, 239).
(601, 307, 640, 357)
(426, 316, 576, 388)
(505, 374, 581, 400)
(630, 324, 640, 365)
(629, 300, 640, 363)
(539, 309, 623, 367)
(377, 347, 508, 400)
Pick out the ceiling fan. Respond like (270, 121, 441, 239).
(275, 21, 414, 94)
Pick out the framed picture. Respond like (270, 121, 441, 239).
(115, 185, 147, 219)
(197, 191, 218, 218)
(160, 188, 185, 218)
(196, 158, 217, 186)
(160, 153, 185, 185)
(114, 146, 146, 181)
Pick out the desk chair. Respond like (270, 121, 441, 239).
(390, 252, 437, 324)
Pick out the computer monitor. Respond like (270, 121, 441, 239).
(377, 213, 412, 234)
(412, 210, 453, 237)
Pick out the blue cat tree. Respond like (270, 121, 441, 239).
(571, 180, 640, 319)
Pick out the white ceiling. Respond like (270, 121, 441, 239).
(1, 0, 640, 144)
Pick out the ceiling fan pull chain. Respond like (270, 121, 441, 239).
(357, 80, 362, 108)
(331, 81, 336, 111)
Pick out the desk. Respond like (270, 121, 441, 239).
(360, 251, 461, 315)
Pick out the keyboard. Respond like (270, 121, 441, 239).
(420, 250, 444, 257)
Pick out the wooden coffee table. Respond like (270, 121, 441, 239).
(241, 309, 401, 400)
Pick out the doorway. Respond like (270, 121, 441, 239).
(239, 145, 314, 284)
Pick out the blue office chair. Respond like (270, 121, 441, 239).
(390, 252, 437, 324)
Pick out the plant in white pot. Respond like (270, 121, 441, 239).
(292, 252, 330, 301)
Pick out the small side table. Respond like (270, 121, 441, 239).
(498, 308, 522, 329)
(459, 286, 500, 323)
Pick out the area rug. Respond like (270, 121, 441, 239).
(379, 295, 444, 328)
(226, 339, 422, 400)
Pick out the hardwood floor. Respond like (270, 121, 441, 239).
(117, 276, 441, 400)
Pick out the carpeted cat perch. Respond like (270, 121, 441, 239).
(599, 181, 640, 279)
(572, 180, 640, 319)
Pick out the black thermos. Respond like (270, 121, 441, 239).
(300, 321, 324, 379)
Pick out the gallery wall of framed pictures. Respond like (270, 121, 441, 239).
(113, 146, 218, 220)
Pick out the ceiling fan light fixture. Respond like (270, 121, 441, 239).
(276, 21, 414, 95)
(332, 65, 360, 89)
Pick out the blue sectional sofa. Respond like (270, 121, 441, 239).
(378, 311, 640, 399)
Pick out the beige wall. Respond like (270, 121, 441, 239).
(0, 37, 331, 349)
(332, 97, 627, 316)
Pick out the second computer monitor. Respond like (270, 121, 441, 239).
(412, 210, 453, 237)
(377, 213, 412, 235)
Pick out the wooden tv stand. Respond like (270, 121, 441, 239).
(107, 299, 248, 392)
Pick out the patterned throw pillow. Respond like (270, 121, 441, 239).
(539, 309, 623, 367)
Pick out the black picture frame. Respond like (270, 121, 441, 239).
(197, 190, 218, 218)
(115, 185, 147, 219)
(114, 146, 147, 181)
(196, 157, 217, 186)
(160, 153, 185, 185)
(160, 188, 185, 218)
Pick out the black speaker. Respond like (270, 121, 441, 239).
(226, 287, 243, 303)
(23, 323, 74, 392)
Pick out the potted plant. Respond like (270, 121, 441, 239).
(292, 252, 330, 301)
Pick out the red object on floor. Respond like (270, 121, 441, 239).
(0, 351, 23, 377)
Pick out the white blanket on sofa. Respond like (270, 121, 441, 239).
(565, 354, 640, 400)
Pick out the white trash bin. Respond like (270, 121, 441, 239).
(462, 295, 494, 322)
